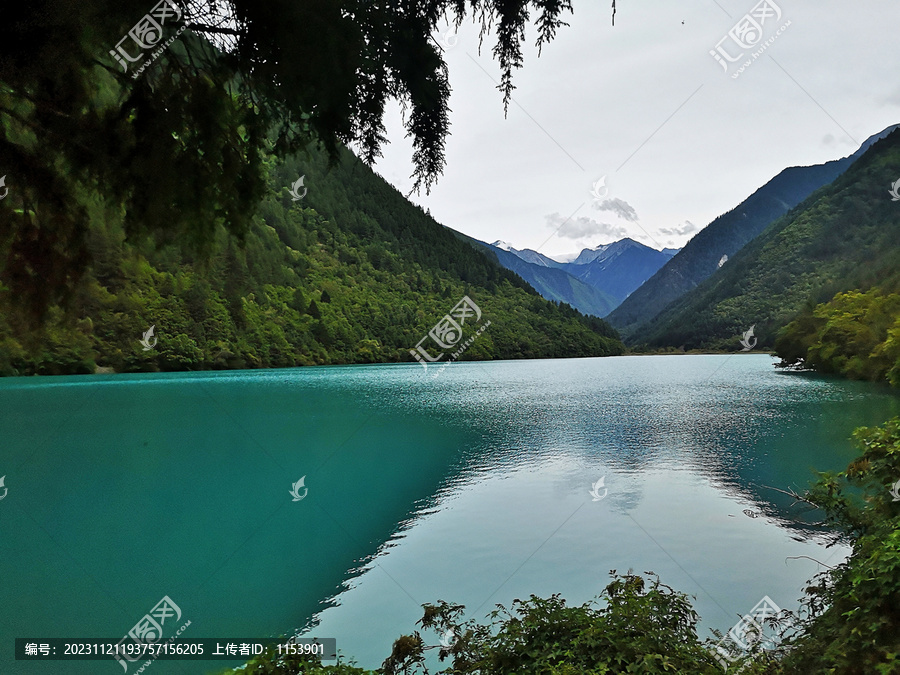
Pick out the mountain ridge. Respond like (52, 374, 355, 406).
(634, 126, 900, 350)
(480, 238, 676, 317)
(0, 145, 625, 375)
(607, 123, 900, 339)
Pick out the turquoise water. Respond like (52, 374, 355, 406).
(1, 355, 898, 673)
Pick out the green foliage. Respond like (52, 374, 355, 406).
(1, 0, 585, 324)
(438, 574, 722, 675)
(0, 147, 623, 376)
(608, 160, 840, 338)
(637, 128, 900, 350)
(210, 304, 900, 675)
(774, 288, 900, 385)
(730, 280, 900, 672)
(228, 574, 724, 675)
(220, 648, 371, 675)
(775, 418, 900, 674)
(0, 1, 267, 327)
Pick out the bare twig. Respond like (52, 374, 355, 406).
(785, 555, 836, 569)
(186, 23, 242, 36)
(760, 484, 821, 510)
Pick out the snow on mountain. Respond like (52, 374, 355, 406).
(485, 237, 674, 310)
(490, 240, 517, 252)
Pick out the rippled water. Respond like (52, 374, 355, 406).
(1, 355, 898, 673)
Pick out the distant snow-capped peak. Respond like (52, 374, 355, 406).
(490, 240, 517, 252)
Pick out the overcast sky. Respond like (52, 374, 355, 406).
(370, 0, 900, 259)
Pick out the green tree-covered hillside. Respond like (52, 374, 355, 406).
(633, 128, 900, 351)
(775, 288, 900, 386)
(0, 146, 623, 375)
(608, 124, 898, 339)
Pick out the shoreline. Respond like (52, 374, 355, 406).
(0, 350, 783, 379)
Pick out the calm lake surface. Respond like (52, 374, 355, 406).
(2, 355, 899, 673)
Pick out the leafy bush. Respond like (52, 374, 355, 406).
(775, 288, 900, 384)
(776, 418, 900, 674)
(386, 574, 722, 675)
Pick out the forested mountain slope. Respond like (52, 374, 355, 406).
(608, 124, 899, 338)
(775, 288, 900, 386)
(469, 240, 619, 318)
(0, 147, 623, 375)
(633, 128, 900, 350)
(480, 238, 673, 317)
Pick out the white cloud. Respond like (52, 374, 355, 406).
(545, 212, 628, 240)
(373, 1, 900, 257)
(592, 197, 639, 222)
(658, 220, 699, 237)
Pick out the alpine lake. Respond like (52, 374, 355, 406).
(2, 354, 899, 673)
